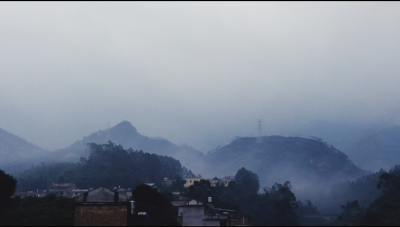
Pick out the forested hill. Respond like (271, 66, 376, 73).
(203, 136, 365, 194)
(16, 142, 195, 191)
(48, 121, 204, 170)
(0, 127, 47, 173)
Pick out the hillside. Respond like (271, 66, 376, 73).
(202, 136, 365, 211)
(16, 141, 191, 192)
(0, 127, 47, 173)
(292, 121, 400, 171)
(48, 121, 204, 171)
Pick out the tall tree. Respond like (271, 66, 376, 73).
(235, 167, 260, 194)
(0, 169, 17, 205)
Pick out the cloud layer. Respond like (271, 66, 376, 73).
(0, 2, 399, 151)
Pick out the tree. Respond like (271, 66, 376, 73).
(377, 173, 400, 194)
(0, 169, 17, 207)
(0, 169, 17, 198)
(340, 200, 360, 211)
(0, 169, 18, 225)
(131, 184, 178, 226)
(266, 181, 299, 226)
(235, 167, 260, 194)
(184, 179, 214, 204)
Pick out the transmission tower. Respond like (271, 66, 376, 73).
(257, 119, 262, 137)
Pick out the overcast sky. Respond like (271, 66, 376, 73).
(0, 2, 399, 152)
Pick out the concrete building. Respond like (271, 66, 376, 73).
(170, 192, 191, 207)
(49, 183, 76, 198)
(184, 178, 206, 188)
(112, 187, 133, 198)
(221, 176, 235, 187)
(164, 177, 175, 186)
(73, 187, 130, 226)
(177, 199, 250, 226)
(72, 189, 89, 197)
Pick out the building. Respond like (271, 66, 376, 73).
(221, 176, 235, 187)
(170, 192, 191, 207)
(184, 178, 206, 188)
(49, 183, 76, 198)
(177, 199, 250, 226)
(210, 177, 220, 187)
(73, 187, 130, 226)
(13, 190, 48, 198)
(164, 177, 175, 186)
(72, 189, 89, 197)
(112, 187, 133, 198)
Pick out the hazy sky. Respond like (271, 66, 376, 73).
(1, 2, 400, 152)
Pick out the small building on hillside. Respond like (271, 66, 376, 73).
(221, 176, 235, 187)
(73, 187, 130, 226)
(184, 178, 206, 188)
(49, 183, 76, 198)
(164, 177, 175, 186)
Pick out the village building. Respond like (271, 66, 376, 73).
(72, 189, 89, 197)
(184, 178, 206, 188)
(49, 183, 76, 198)
(177, 199, 250, 226)
(112, 187, 133, 198)
(73, 187, 130, 226)
(163, 177, 175, 186)
(221, 176, 235, 187)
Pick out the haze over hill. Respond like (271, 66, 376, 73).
(202, 135, 367, 213)
(48, 121, 204, 172)
(291, 120, 400, 171)
(0, 128, 47, 173)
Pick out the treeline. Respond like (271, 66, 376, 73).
(180, 167, 322, 226)
(319, 165, 400, 214)
(16, 141, 196, 191)
(329, 165, 400, 225)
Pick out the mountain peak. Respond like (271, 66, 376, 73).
(110, 121, 139, 135)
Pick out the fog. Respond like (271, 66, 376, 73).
(1, 2, 400, 152)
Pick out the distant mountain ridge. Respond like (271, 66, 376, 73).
(0, 127, 47, 172)
(49, 121, 204, 171)
(201, 135, 366, 210)
(292, 120, 400, 171)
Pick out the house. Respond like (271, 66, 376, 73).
(184, 178, 206, 188)
(49, 183, 76, 198)
(13, 191, 37, 199)
(164, 177, 175, 186)
(177, 199, 250, 226)
(13, 190, 48, 198)
(210, 177, 221, 187)
(170, 192, 191, 207)
(112, 187, 133, 198)
(73, 187, 130, 226)
(72, 189, 89, 197)
(221, 176, 235, 187)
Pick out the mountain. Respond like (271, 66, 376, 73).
(202, 135, 366, 209)
(0, 127, 47, 173)
(292, 120, 400, 171)
(48, 121, 204, 171)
